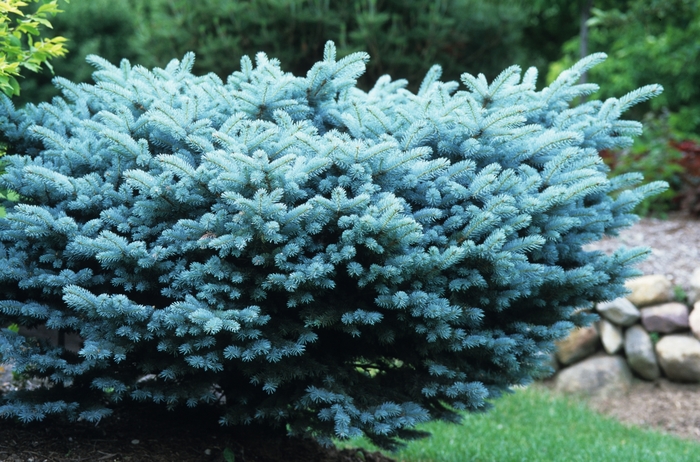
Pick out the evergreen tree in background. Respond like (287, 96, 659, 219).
(17, 0, 580, 105)
(130, 0, 540, 88)
(0, 43, 664, 448)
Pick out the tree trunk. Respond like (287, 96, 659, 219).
(580, 0, 594, 84)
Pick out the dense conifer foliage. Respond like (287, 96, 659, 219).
(0, 42, 664, 448)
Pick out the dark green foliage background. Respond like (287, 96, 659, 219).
(23, 0, 700, 135)
(552, 0, 700, 134)
(547, 0, 700, 215)
(18, 0, 581, 104)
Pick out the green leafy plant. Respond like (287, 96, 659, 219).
(670, 138, 700, 215)
(0, 0, 69, 97)
(601, 112, 685, 216)
(11, 0, 135, 106)
(602, 110, 700, 216)
(222, 447, 236, 462)
(550, 0, 700, 134)
(673, 285, 687, 303)
(0, 0, 69, 219)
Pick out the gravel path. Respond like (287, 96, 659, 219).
(586, 378, 700, 442)
(581, 212, 700, 442)
(586, 212, 700, 293)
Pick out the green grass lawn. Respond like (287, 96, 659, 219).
(341, 386, 700, 462)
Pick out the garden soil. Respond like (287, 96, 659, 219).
(3, 379, 700, 461)
(0, 403, 396, 462)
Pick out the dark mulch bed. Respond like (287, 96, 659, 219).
(0, 362, 397, 462)
(0, 403, 397, 462)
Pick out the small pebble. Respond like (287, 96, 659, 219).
(131, 439, 140, 444)
(204, 448, 212, 455)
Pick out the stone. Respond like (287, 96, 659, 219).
(554, 355, 633, 398)
(533, 351, 559, 379)
(599, 319, 623, 354)
(555, 325, 599, 366)
(655, 335, 700, 382)
(690, 302, 700, 340)
(624, 324, 660, 380)
(625, 275, 673, 307)
(546, 351, 560, 375)
(688, 267, 700, 305)
(640, 302, 689, 333)
(596, 297, 640, 327)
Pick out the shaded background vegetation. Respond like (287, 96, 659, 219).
(12, 0, 700, 216)
(16, 0, 583, 102)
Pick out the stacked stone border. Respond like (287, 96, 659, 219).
(548, 270, 700, 397)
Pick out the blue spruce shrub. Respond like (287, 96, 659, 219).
(0, 42, 664, 447)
